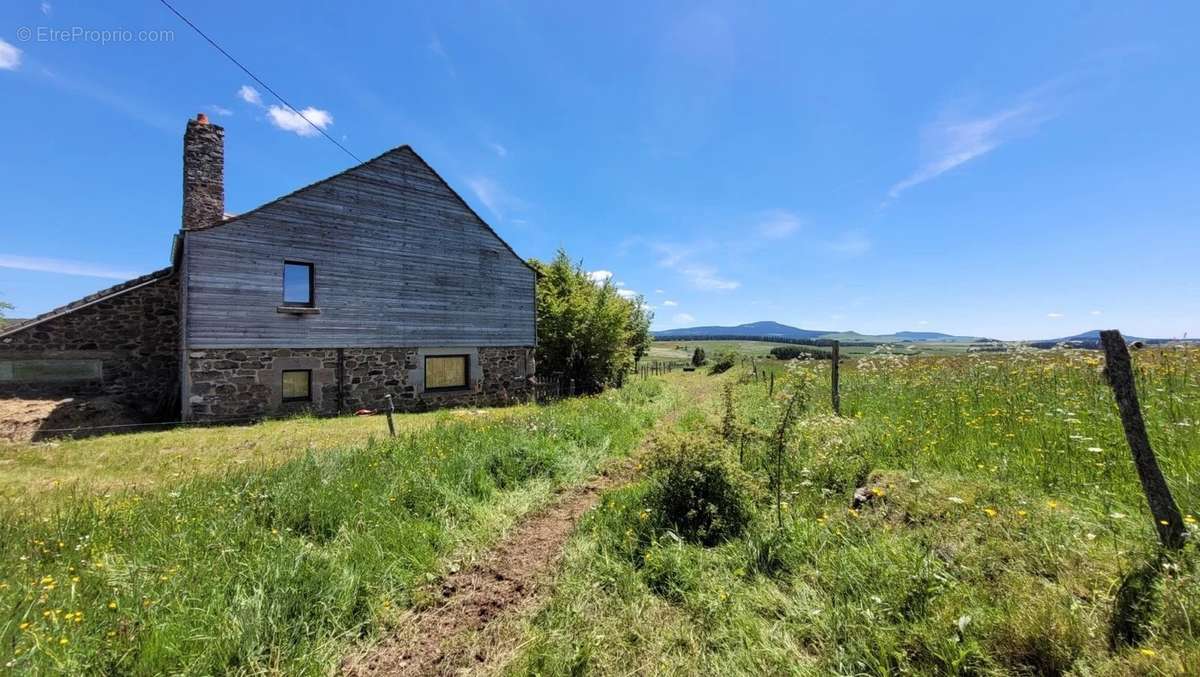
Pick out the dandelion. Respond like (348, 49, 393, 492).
(58, 637, 68, 646)
(982, 508, 998, 518)
(1017, 510, 1028, 517)
(1046, 500, 1059, 509)
(1139, 648, 1156, 657)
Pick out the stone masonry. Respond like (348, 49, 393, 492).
(182, 114, 224, 231)
(186, 346, 534, 421)
(0, 271, 180, 418)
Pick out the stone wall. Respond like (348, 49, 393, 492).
(186, 346, 534, 421)
(0, 272, 180, 419)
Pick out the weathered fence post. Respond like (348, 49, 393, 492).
(384, 394, 396, 438)
(831, 340, 841, 416)
(769, 371, 775, 396)
(1100, 329, 1185, 549)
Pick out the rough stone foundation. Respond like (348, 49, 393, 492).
(186, 346, 534, 421)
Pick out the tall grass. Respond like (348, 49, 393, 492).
(0, 380, 664, 674)
(508, 349, 1200, 675)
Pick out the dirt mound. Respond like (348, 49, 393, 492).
(0, 396, 143, 442)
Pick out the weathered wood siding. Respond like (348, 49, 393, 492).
(184, 147, 536, 349)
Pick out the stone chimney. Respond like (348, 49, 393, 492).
(182, 113, 224, 231)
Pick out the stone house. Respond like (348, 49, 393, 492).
(0, 114, 537, 423)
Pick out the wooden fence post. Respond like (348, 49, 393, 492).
(831, 340, 841, 416)
(1100, 329, 1185, 549)
(384, 394, 396, 438)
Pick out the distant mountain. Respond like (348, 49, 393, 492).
(654, 321, 831, 341)
(653, 321, 988, 343)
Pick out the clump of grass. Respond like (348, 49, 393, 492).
(0, 381, 665, 674)
(643, 432, 753, 547)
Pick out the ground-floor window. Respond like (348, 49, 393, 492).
(425, 355, 468, 390)
(0, 359, 102, 382)
(281, 369, 312, 402)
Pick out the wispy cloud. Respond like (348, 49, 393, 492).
(466, 176, 524, 220)
(266, 105, 333, 137)
(1047, 312, 1064, 319)
(887, 93, 1056, 201)
(488, 142, 508, 158)
(825, 230, 872, 257)
(237, 84, 262, 106)
(587, 270, 613, 284)
(1089, 309, 1103, 316)
(662, 300, 678, 307)
(0, 255, 138, 280)
(41, 1, 52, 15)
(209, 104, 233, 117)
(654, 289, 664, 294)
(756, 209, 802, 239)
(656, 245, 739, 291)
(429, 34, 457, 78)
(672, 312, 696, 325)
(0, 39, 23, 71)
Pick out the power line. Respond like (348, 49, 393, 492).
(157, 0, 363, 164)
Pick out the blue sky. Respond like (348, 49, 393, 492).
(1, 2, 1197, 340)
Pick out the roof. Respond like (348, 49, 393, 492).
(0, 267, 173, 339)
(188, 145, 537, 276)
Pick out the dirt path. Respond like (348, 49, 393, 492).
(344, 374, 712, 677)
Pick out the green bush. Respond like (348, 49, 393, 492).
(529, 250, 653, 392)
(644, 434, 752, 546)
(708, 352, 736, 375)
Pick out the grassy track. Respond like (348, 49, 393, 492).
(0, 380, 669, 674)
(505, 348, 1200, 675)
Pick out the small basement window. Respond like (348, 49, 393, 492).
(281, 369, 312, 402)
(0, 359, 102, 383)
(282, 261, 314, 306)
(425, 355, 468, 391)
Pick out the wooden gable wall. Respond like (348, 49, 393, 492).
(183, 147, 536, 349)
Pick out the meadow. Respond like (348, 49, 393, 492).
(0, 380, 669, 674)
(505, 347, 1200, 675)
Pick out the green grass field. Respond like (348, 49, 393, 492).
(0, 381, 672, 674)
(649, 339, 980, 366)
(505, 348, 1200, 675)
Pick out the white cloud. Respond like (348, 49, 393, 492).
(655, 289, 664, 294)
(617, 289, 639, 300)
(1089, 309, 1103, 316)
(0, 254, 138, 280)
(209, 104, 233, 117)
(1047, 312, 1064, 319)
(614, 281, 627, 287)
(826, 231, 872, 257)
(266, 105, 333, 137)
(41, 2, 52, 15)
(887, 99, 1052, 201)
(656, 247, 739, 291)
(587, 270, 613, 284)
(488, 142, 508, 157)
(663, 300, 679, 307)
(0, 39, 23, 71)
(672, 312, 696, 325)
(465, 176, 524, 220)
(756, 209, 802, 239)
(237, 85, 263, 106)
(917, 320, 929, 326)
